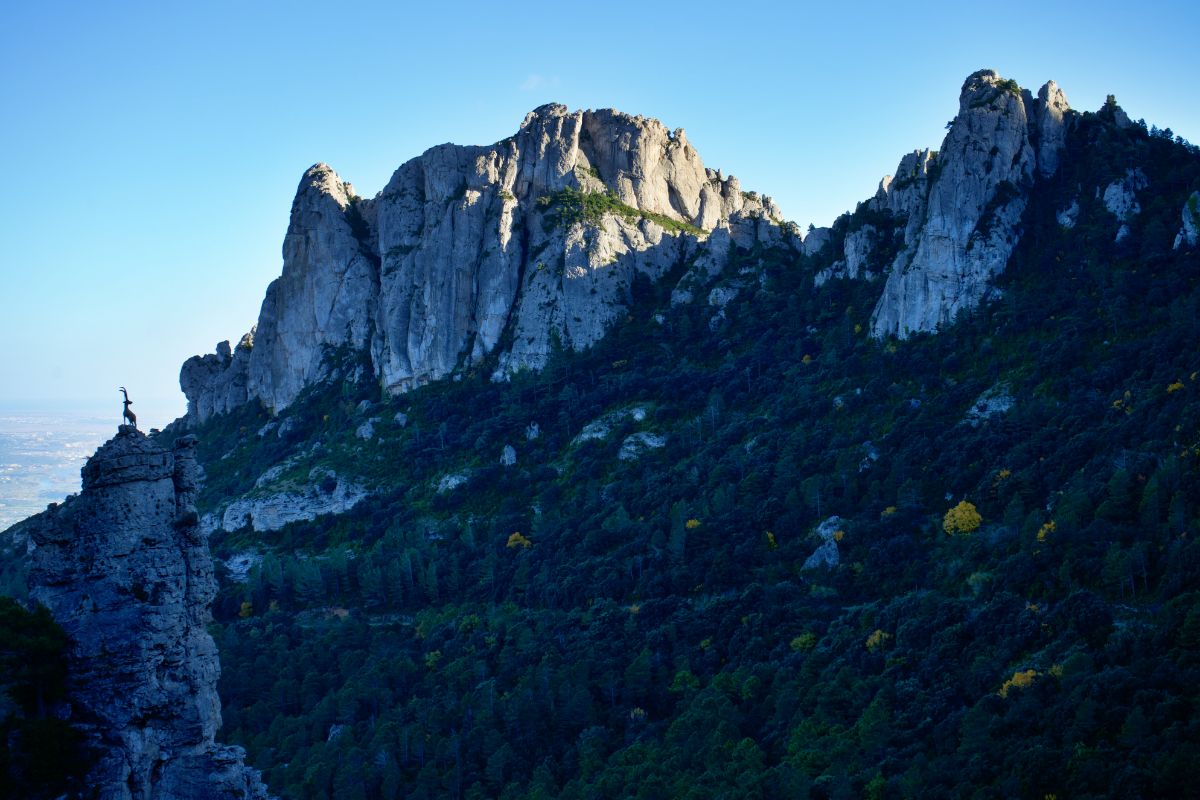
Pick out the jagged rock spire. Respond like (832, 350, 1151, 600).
(27, 427, 268, 799)
(869, 70, 1071, 338)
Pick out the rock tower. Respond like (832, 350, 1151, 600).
(27, 426, 267, 799)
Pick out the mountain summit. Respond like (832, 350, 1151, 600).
(179, 70, 1159, 425)
(868, 69, 1070, 336)
(182, 104, 789, 422)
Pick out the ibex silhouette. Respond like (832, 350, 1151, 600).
(119, 387, 137, 429)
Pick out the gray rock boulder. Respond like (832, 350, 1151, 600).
(803, 226, 832, 256)
(1104, 169, 1148, 243)
(1103, 169, 1147, 221)
(26, 427, 268, 799)
(802, 516, 844, 571)
(964, 384, 1015, 426)
(209, 468, 367, 534)
(356, 417, 380, 440)
(1057, 199, 1080, 229)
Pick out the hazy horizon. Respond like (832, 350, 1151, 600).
(0, 411, 115, 532)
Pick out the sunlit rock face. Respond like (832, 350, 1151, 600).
(182, 105, 788, 420)
(870, 70, 1070, 338)
(179, 332, 254, 425)
(26, 427, 268, 800)
(249, 165, 380, 413)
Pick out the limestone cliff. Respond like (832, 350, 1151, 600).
(183, 105, 787, 421)
(26, 427, 268, 799)
(870, 70, 1070, 337)
(179, 332, 254, 423)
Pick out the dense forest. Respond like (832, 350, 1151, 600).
(0, 598, 86, 798)
(6, 104, 1200, 798)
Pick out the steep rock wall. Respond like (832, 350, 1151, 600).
(183, 105, 786, 420)
(249, 166, 380, 410)
(870, 70, 1070, 337)
(26, 428, 268, 799)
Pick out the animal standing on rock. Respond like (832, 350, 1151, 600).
(119, 386, 137, 428)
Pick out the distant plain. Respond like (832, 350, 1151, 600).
(0, 412, 113, 531)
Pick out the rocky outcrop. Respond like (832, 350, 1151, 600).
(1033, 81, 1070, 177)
(26, 427, 268, 799)
(1057, 200, 1080, 229)
(202, 470, 367, 535)
(1104, 168, 1148, 242)
(184, 106, 787, 421)
(877, 150, 938, 221)
(802, 516, 844, 571)
(1172, 190, 1199, 249)
(812, 150, 937, 288)
(250, 165, 380, 410)
(802, 226, 832, 256)
(815, 224, 877, 286)
(870, 70, 1071, 338)
(964, 384, 1015, 426)
(179, 332, 254, 424)
(573, 405, 648, 445)
(619, 431, 666, 461)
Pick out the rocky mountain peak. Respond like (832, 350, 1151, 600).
(958, 68, 1011, 108)
(523, 102, 570, 121)
(81, 424, 174, 489)
(1034, 80, 1071, 176)
(182, 104, 790, 421)
(870, 70, 1071, 338)
(26, 427, 268, 798)
(181, 70, 1100, 420)
(298, 162, 357, 209)
(244, 158, 380, 411)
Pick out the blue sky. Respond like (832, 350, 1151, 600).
(2, 0, 1198, 428)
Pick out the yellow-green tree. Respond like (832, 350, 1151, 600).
(943, 501, 982, 535)
(865, 629, 892, 652)
(998, 668, 1038, 698)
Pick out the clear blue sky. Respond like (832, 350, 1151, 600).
(2, 0, 1198, 429)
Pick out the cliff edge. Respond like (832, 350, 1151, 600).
(869, 70, 1070, 337)
(26, 427, 268, 799)
(181, 105, 791, 422)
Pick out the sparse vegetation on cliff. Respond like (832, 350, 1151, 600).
(539, 187, 706, 236)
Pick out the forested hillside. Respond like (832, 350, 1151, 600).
(161, 106, 1200, 798)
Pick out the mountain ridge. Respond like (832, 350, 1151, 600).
(180, 69, 1143, 428)
(181, 103, 790, 423)
(169, 86, 1200, 792)
(6, 67, 1200, 799)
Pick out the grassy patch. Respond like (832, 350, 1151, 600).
(539, 187, 706, 236)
